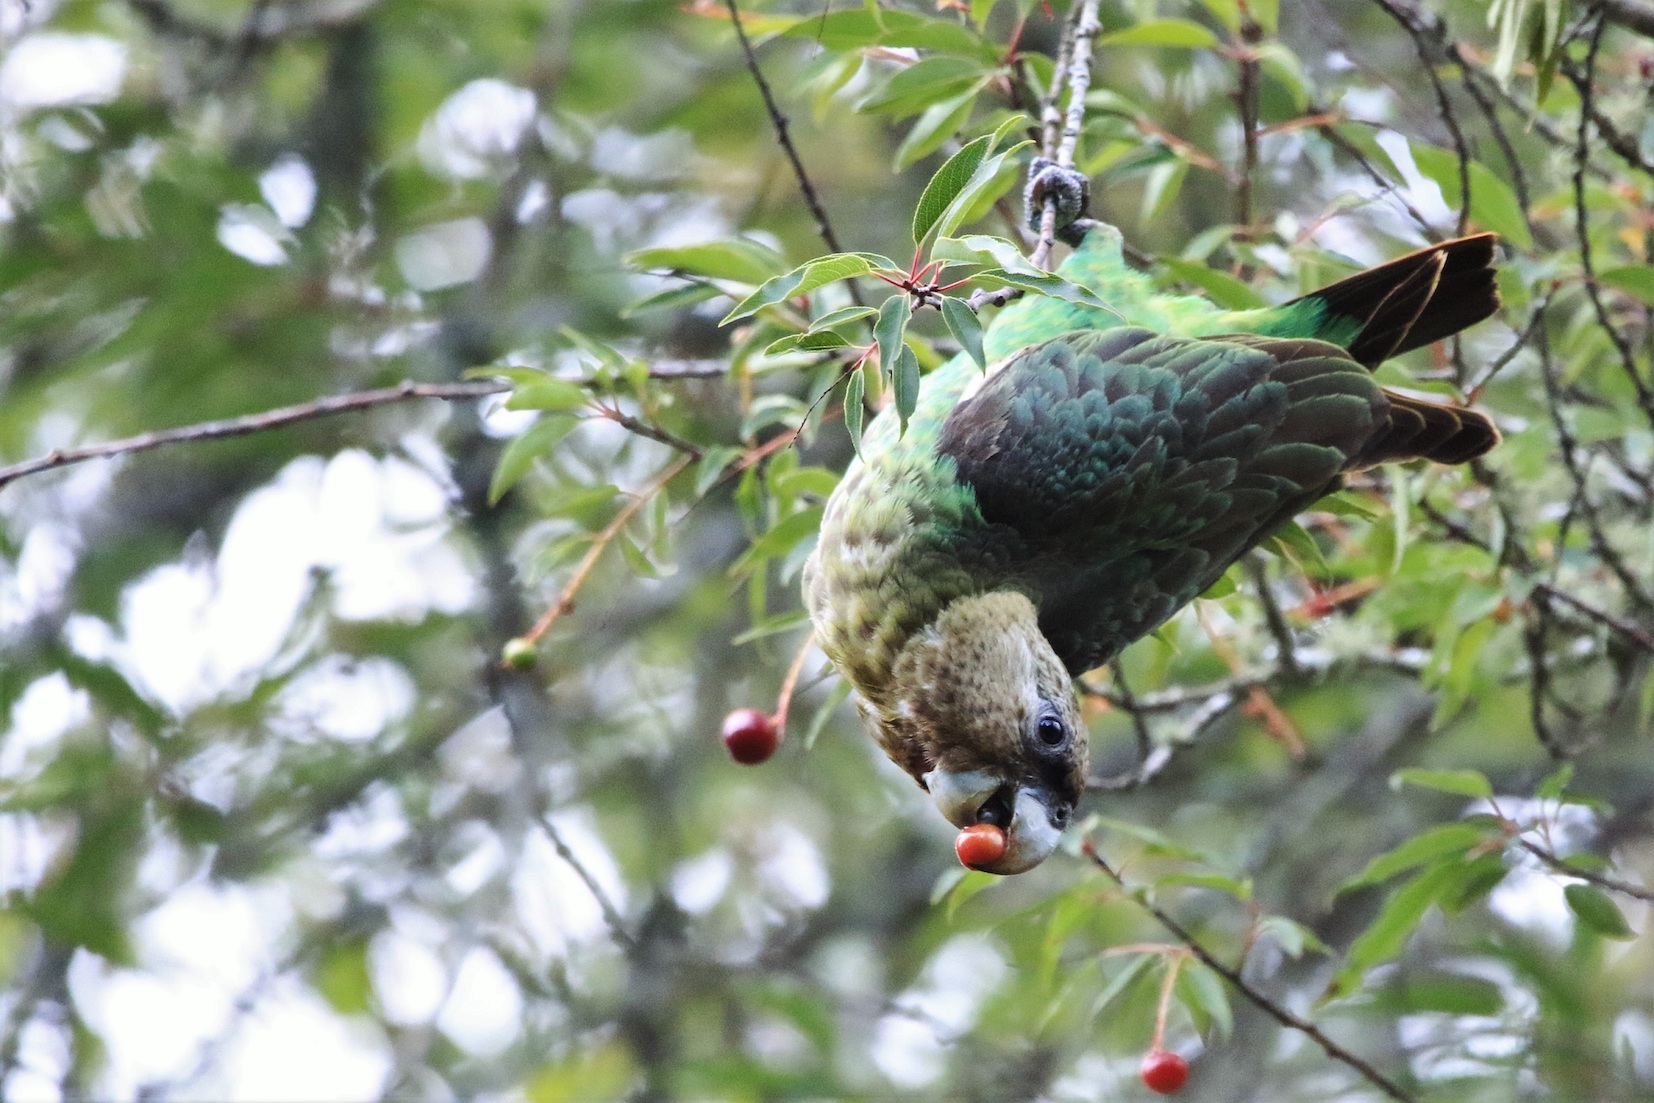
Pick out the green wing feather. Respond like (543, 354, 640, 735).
(937, 327, 1388, 672)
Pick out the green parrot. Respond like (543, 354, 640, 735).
(802, 172, 1500, 875)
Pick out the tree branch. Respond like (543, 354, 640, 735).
(1029, 0, 1102, 271)
(1599, 0, 1654, 37)
(1081, 840, 1420, 1103)
(0, 380, 509, 492)
(723, 0, 846, 258)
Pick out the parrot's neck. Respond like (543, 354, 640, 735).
(979, 223, 1204, 362)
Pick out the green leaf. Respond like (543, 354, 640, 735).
(1091, 816, 1211, 863)
(489, 416, 578, 504)
(764, 330, 853, 355)
(802, 676, 852, 749)
(1256, 915, 1331, 959)
(860, 56, 991, 116)
(731, 507, 823, 576)
(1535, 763, 1575, 802)
(1099, 19, 1221, 49)
(693, 446, 743, 498)
(892, 344, 921, 432)
(1158, 257, 1267, 310)
(620, 281, 721, 317)
(1440, 853, 1508, 913)
(526, 1043, 638, 1103)
(874, 293, 913, 380)
(1157, 871, 1252, 899)
(809, 305, 878, 331)
(1198, 567, 1238, 599)
(1599, 266, 1654, 307)
(843, 368, 866, 458)
(1319, 490, 1385, 523)
(316, 942, 374, 1015)
(504, 378, 589, 412)
(1391, 971, 1505, 1015)
(1140, 159, 1189, 225)
(1342, 822, 1496, 892)
(1334, 862, 1463, 996)
(1265, 520, 1329, 579)
(782, 8, 1001, 61)
(1177, 961, 1234, 1039)
(943, 870, 1001, 920)
(912, 134, 992, 245)
(1091, 953, 1158, 1017)
(933, 232, 1036, 271)
(617, 532, 666, 580)
(1408, 144, 1534, 249)
(929, 144, 1033, 241)
(722, 253, 899, 325)
(1390, 768, 1494, 800)
(1565, 883, 1636, 939)
(895, 89, 980, 170)
(941, 296, 985, 369)
(625, 239, 786, 284)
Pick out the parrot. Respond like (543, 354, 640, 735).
(801, 165, 1501, 875)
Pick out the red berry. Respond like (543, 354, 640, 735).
(1140, 1050, 1189, 1095)
(954, 823, 1009, 870)
(722, 708, 780, 764)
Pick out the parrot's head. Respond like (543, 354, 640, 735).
(887, 590, 1088, 874)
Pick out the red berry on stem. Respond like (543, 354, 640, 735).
(722, 708, 780, 764)
(954, 823, 1008, 870)
(1140, 1050, 1189, 1095)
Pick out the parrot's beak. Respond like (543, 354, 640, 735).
(925, 766, 1071, 875)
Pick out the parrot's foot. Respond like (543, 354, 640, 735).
(1024, 159, 1095, 247)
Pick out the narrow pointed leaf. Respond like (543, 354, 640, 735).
(489, 417, 578, 504)
(913, 134, 992, 245)
(625, 239, 787, 284)
(1389, 768, 1494, 799)
(843, 369, 866, 458)
(874, 293, 913, 379)
(941, 296, 985, 368)
(1565, 884, 1636, 939)
(722, 253, 897, 325)
(893, 344, 920, 432)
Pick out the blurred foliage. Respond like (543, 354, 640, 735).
(3, 0, 1654, 1100)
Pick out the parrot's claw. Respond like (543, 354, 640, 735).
(1024, 159, 1094, 247)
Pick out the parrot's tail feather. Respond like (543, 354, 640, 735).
(1357, 390, 1501, 468)
(1297, 234, 1500, 369)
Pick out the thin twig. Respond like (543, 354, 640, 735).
(1108, 658, 1154, 764)
(1081, 840, 1420, 1103)
(0, 380, 509, 491)
(542, 815, 637, 950)
(1518, 838, 1654, 903)
(1248, 557, 1300, 676)
(1368, 0, 1472, 236)
(595, 405, 704, 460)
(723, 0, 847, 259)
(1029, 0, 1102, 271)
(1532, 312, 1654, 613)
(1568, 15, 1654, 432)
(1233, 8, 1263, 241)
(1421, 501, 1654, 655)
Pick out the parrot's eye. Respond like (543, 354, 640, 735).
(1033, 713, 1068, 752)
